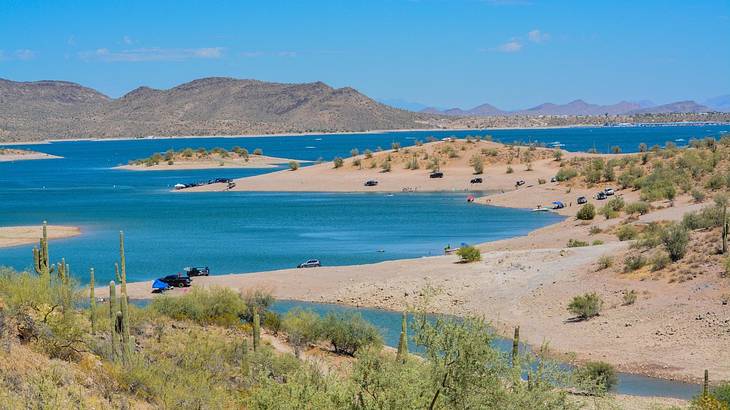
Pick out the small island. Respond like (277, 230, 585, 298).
(116, 146, 297, 171)
(0, 148, 61, 162)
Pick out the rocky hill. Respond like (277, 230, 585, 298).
(0, 77, 423, 142)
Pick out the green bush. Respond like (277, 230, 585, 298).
(282, 308, 323, 356)
(288, 161, 299, 171)
(575, 361, 618, 394)
(456, 245, 481, 262)
(567, 239, 589, 248)
(596, 255, 613, 270)
(576, 204, 596, 220)
(616, 224, 638, 241)
(320, 313, 382, 356)
(691, 188, 706, 203)
(711, 382, 730, 407)
(252, 148, 263, 156)
(625, 201, 650, 216)
(555, 167, 578, 181)
(661, 223, 689, 261)
(506, 166, 513, 174)
(470, 155, 483, 174)
(650, 251, 671, 271)
(364, 149, 373, 158)
(333, 157, 344, 168)
(567, 292, 603, 320)
(263, 311, 282, 335)
(623, 254, 647, 272)
(151, 286, 247, 327)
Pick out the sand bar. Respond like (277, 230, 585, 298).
(0, 225, 81, 248)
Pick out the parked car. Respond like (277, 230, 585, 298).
(159, 273, 192, 288)
(430, 172, 444, 178)
(184, 266, 210, 276)
(364, 180, 379, 186)
(603, 188, 615, 196)
(470, 177, 483, 184)
(515, 180, 526, 186)
(550, 177, 557, 183)
(297, 259, 321, 268)
(208, 178, 232, 184)
(577, 196, 588, 204)
(595, 192, 607, 200)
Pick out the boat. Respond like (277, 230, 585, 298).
(532, 206, 550, 212)
(174, 183, 186, 190)
(466, 195, 475, 202)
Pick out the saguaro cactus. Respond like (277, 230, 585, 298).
(252, 309, 261, 352)
(119, 231, 131, 359)
(32, 221, 53, 278)
(396, 312, 408, 361)
(109, 280, 119, 359)
(89, 268, 96, 334)
(511, 326, 520, 367)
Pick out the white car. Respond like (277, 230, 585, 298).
(604, 188, 615, 196)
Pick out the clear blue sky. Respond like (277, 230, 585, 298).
(1, 0, 728, 109)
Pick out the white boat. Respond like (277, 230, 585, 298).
(531, 207, 550, 212)
(174, 183, 186, 190)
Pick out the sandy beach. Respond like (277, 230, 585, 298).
(0, 148, 61, 162)
(0, 225, 81, 248)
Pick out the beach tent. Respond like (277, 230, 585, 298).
(152, 279, 171, 293)
(552, 201, 565, 209)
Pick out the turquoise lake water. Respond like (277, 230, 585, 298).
(3, 124, 727, 398)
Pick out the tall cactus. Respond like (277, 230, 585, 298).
(396, 312, 408, 361)
(511, 326, 520, 367)
(109, 280, 119, 360)
(252, 309, 260, 352)
(89, 268, 96, 334)
(32, 221, 53, 278)
(704, 369, 709, 396)
(118, 231, 131, 359)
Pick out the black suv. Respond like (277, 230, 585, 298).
(184, 266, 210, 276)
(577, 196, 588, 204)
(364, 180, 379, 186)
(430, 172, 444, 178)
(470, 177, 483, 184)
(159, 273, 192, 287)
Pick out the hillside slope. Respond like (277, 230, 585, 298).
(0, 77, 423, 141)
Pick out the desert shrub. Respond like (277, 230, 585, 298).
(711, 382, 730, 407)
(538, 178, 546, 184)
(624, 254, 647, 272)
(553, 150, 563, 161)
(288, 161, 299, 171)
(482, 148, 498, 156)
(610, 146, 621, 154)
(391, 142, 401, 152)
(692, 189, 707, 203)
(381, 160, 392, 172)
(151, 286, 247, 326)
(240, 288, 275, 322)
(252, 148, 263, 156)
(576, 204, 596, 220)
(456, 245, 481, 262)
(625, 201, 650, 216)
(622, 289, 637, 306)
(353, 158, 362, 168)
(596, 255, 613, 270)
(589, 226, 602, 235)
(350, 148, 359, 157)
(592, 240, 604, 245)
(575, 361, 618, 394)
(682, 205, 724, 230)
(567, 292, 603, 320)
(182, 148, 194, 158)
(506, 166, 514, 174)
(650, 251, 671, 271)
(263, 311, 282, 335)
(470, 155, 483, 174)
(333, 157, 344, 168)
(661, 223, 689, 261)
(364, 149, 373, 158)
(282, 308, 323, 356)
(567, 239, 589, 248)
(320, 313, 382, 356)
(555, 167, 578, 181)
(706, 173, 726, 191)
(616, 224, 638, 241)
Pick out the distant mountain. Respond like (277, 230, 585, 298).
(705, 94, 730, 112)
(628, 100, 711, 114)
(420, 98, 713, 116)
(0, 77, 423, 141)
(377, 98, 429, 112)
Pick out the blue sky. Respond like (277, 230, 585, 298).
(1, 0, 728, 109)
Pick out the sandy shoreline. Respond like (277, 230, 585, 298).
(0, 225, 81, 248)
(0, 148, 61, 162)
